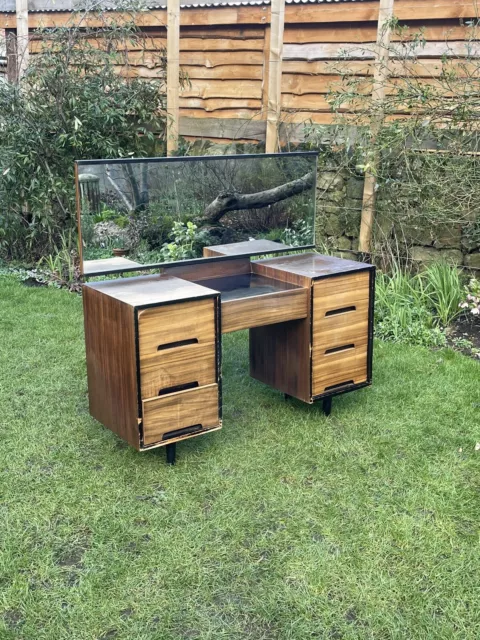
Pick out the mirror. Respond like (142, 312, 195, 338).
(76, 152, 318, 276)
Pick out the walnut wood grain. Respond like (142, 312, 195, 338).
(138, 298, 215, 361)
(221, 286, 308, 333)
(85, 273, 218, 307)
(140, 343, 216, 399)
(142, 384, 220, 446)
(250, 316, 312, 402)
(311, 272, 370, 396)
(164, 257, 251, 282)
(312, 345, 368, 395)
(82, 284, 140, 449)
(253, 252, 373, 283)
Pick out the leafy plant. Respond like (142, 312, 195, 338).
(157, 221, 209, 262)
(459, 277, 480, 317)
(282, 220, 312, 247)
(420, 262, 464, 326)
(0, 14, 181, 264)
(375, 267, 447, 347)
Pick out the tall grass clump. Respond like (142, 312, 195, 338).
(375, 262, 464, 347)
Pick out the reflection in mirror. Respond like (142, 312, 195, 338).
(76, 152, 317, 276)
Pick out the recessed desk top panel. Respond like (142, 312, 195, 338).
(199, 273, 301, 302)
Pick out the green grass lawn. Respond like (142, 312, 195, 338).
(0, 275, 479, 640)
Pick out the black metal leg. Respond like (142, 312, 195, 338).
(322, 396, 332, 417)
(166, 443, 176, 465)
(284, 393, 291, 401)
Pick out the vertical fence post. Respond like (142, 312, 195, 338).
(6, 29, 18, 83)
(15, 0, 29, 79)
(265, 0, 285, 153)
(358, 0, 395, 256)
(166, 0, 180, 156)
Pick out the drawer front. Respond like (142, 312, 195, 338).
(138, 298, 215, 366)
(140, 343, 216, 399)
(313, 272, 370, 321)
(312, 272, 370, 396)
(312, 344, 368, 396)
(142, 384, 220, 446)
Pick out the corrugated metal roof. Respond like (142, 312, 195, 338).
(0, 0, 363, 13)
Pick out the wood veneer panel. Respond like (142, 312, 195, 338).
(165, 257, 251, 282)
(138, 299, 215, 360)
(311, 272, 370, 397)
(253, 253, 373, 282)
(203, 239, 288, 258)
(221, 287, 308, 333)
(86, 274, 217, 307)
(140, 343, 216, 399)
(82, 285, 140, 449)
(312, 345, 368, 396)
(142, 384, 220, 446)
(250, 315, 312, 403)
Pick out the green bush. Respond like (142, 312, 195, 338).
(375, 263, 464, 347)
(0, 17, 173, 264)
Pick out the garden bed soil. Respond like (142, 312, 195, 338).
(447, 317, 480, 359)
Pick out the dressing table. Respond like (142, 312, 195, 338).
(78, 153, 374, 463)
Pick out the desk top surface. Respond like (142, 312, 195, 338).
(84, 274, 217, 308)
(254, 253, 374, 279)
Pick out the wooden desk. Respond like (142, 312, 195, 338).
(82, 253, 375, 463)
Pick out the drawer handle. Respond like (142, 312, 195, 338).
(162, 424, 203, 440)
(157, 338, 198, 351)
(325, 306, 356, 317)
(325, 344, 355, 355)
(325, 380, 354, 391)
(158, 381, 199, 396)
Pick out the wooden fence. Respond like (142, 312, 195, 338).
(1, 0, 480, 145)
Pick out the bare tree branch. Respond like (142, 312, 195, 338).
(201, 171, 314, 224)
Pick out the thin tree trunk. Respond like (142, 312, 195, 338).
(358, 0, 395, 256)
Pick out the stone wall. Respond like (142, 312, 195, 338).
(316, 160, 480, 270)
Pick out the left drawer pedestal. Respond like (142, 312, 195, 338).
(82, 274, 221, 452)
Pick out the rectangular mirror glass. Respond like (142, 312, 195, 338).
(76, 152, 317, 276)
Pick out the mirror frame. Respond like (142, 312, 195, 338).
(75, 151, 319, 278)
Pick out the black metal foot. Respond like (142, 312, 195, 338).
(284, 393, 292, 401)
(166, 443, 176, 465)
(322, 396, 332, 417)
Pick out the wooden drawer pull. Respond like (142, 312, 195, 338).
(325, 380, 354, 391)
(158, 381, 199, 396)
(325, 305, 356, 317)
(157, 338, 198, 351)
(162, 424, 203, 440)
(325, 344, 355, 355)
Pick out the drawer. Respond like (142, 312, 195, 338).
(142, 384, 220, 446)
(140, 342, 216, 399)
(312, 343, 368, 397)
(137, 299, 215, 366)
(313, 272, 370, 321)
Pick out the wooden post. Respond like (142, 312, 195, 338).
(358, 0, 395, 256)
(15, 0, 29, 79)
(166, 0, 180, 156)
(5, 29, 18, 83)
(265, 0, 285, 153)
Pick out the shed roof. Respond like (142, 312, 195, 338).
(0, 0, 363, 13)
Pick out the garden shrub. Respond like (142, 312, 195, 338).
(0, 16, 175, 264)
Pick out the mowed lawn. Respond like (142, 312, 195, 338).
(0, 274, 479, 640)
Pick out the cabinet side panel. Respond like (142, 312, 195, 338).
(249, 316, 312, 403)
(83, 286, 140, 449)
